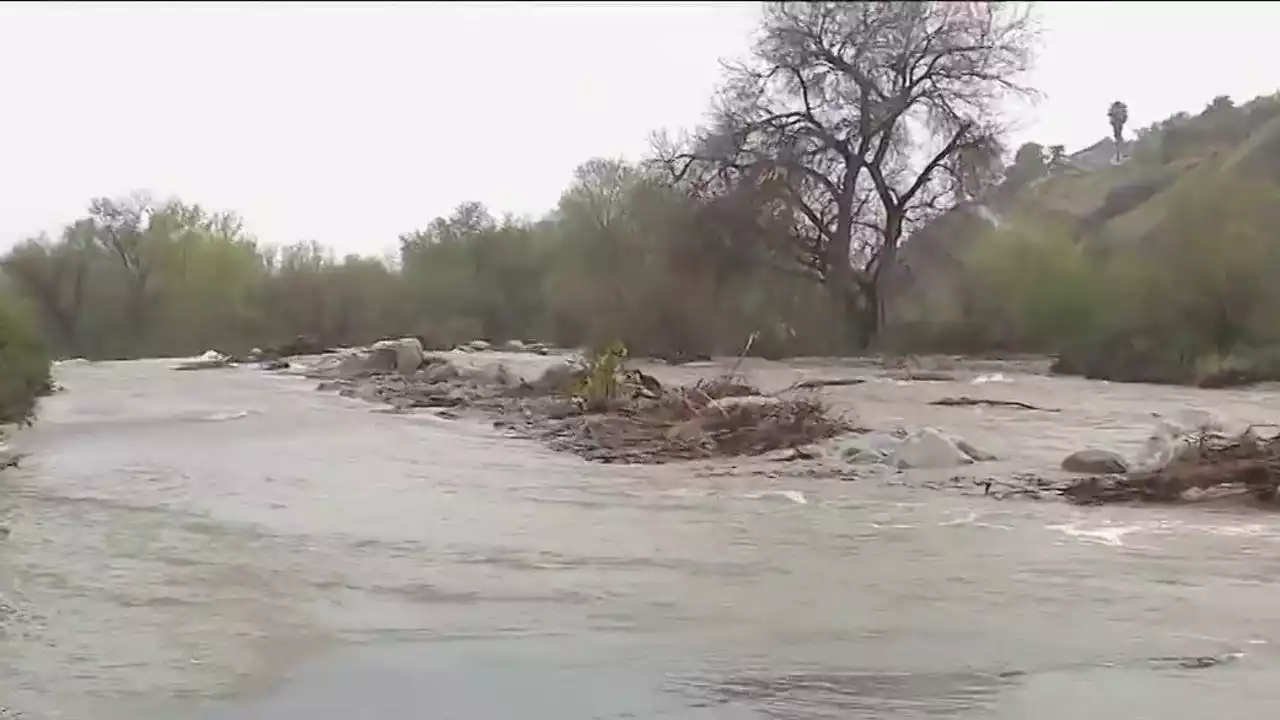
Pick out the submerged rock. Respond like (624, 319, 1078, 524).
(173, 350, 232, 371)
(1061, 449, 1129, 475)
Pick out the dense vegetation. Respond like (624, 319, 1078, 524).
(4, 1, 1279, 388)
(0, 291, 53, 426)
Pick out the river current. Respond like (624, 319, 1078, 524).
(3, 357, 1280, 718)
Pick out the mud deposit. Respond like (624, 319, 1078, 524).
(2, 356, 1280, 719)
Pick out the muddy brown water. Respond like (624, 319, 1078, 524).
(3, 356, 1280, 719)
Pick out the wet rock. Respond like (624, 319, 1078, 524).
(837, 428, 992, 468)
(891, 428, 978, 469)
(173, 350, 232, 371)
(1061, 449, 1129, 474)
(311, 347, 395, 378)
(371, 337, 425, 376)
(955, 439, 998, 462)
(530, 360, 584, 393)
(458, 339, 492, 352)
(527, 342, 550, 356)
(261, 358, 290, 371)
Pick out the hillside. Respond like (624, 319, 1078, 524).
(890, 91, 1280, 331)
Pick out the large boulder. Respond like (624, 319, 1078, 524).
(891, 428, 977, 469)
(839, 427, 994, 469)
(371, 337, 425, 376)
(1062, 449, 1129, 474)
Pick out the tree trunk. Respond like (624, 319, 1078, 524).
(828, 280, 874, 352)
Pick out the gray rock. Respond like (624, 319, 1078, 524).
(838, 428, 992, 469)
(892, 428, 974, 469)
(371, 337, 425, 376)
(1061, 449, 1129, 474)
(956, 439, 998, 462)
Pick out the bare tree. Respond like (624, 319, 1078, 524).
(660, 1, 1035, 347)
(88, 193, 163, 344)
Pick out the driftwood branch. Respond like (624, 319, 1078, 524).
(931, 396, 1060, 412)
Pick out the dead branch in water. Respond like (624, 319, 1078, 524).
(931, 396, 1059, 412)
(792, 377, 867, 390)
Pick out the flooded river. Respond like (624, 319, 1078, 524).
(3, 358, 1280, 718)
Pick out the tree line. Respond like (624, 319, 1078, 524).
(4, 1, 1279, 394)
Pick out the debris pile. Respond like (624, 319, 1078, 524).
(543, 370, 851, 464)
(298, 339, 852, 465)
(1062, 424, 1280, 505)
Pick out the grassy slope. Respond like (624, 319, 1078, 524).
(889, 96, 1280, 332)
(1019, 113, 1280, 243)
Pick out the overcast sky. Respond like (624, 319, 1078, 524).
(1, 1, 1276, 256)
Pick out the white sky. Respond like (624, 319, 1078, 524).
(1, 1, 1277, 256)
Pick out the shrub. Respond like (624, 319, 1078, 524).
(0, 295, 54, 427)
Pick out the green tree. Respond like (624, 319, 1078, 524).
(1005, 142, 1049, 188)
(0, 294, 53, 426)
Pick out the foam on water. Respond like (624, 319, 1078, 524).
(1046, 522, 1149, 547)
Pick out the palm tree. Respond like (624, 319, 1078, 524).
(1107, 102, 1129, 161)
(1047, 144, 1067, 169)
